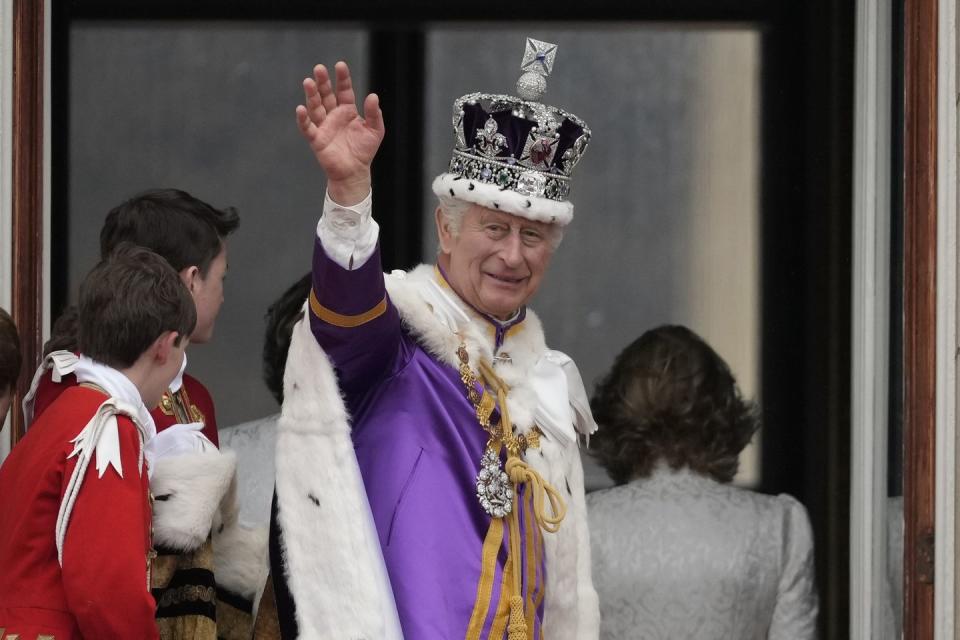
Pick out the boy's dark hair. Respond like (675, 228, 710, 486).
(100, 188, 240, 276)
(78, 243, 196, 369)
(0, 307, 22, 393)
(44, 306, 79, 356)
(590, 325, 759, 485)
(45, 188, 238, 356)
(263, 273, 312, 404)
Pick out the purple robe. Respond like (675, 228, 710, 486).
(310, 237, 546, 639)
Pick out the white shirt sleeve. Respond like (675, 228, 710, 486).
(316, 189, 380, 270)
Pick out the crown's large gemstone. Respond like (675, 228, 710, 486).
(530, 139, 554, 166)
(516, 171, 546, 197)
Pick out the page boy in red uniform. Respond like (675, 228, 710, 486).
(20, 192, 263, 639)
(24, 188, 239, 445)
(0, 244, 196, 639)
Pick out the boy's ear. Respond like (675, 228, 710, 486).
(153, 330, 180, 364)
(179, 265, 201, 292)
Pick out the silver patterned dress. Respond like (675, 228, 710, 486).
(587, 465, 818, 639)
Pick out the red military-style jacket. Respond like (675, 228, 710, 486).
(0, 385, 159, 639)
(31, 364, 220, 446)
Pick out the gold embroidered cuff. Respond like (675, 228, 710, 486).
(310, 289, 387, 328)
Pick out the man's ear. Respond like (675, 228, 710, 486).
(435, 206, 453, 254)
(179, 265, 201, 293)
(152, 331, 180, 365)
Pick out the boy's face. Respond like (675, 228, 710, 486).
(187, 244, 228, 344)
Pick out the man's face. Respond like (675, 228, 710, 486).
(437, 205, 556, 320)
(185, 244, 228, 344)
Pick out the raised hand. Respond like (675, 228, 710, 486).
(296, 61, 385, 206)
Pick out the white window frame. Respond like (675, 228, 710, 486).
(850, 1, 893, 637)
(936, 0, 958, 634)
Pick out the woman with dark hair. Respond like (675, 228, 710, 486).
(587, 325, 818, 639)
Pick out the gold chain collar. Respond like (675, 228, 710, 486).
(456, 343, 540, 455)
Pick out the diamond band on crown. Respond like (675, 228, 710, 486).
(448, 149, 572, 201)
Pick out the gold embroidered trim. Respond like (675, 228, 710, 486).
(159, 392, 176, 416)
(465, 518, 505, 640)
(309, 288, 387, 328)
(457, 340, 563, 639)
(159, 386, 205, 426)
(156, 584, 216, 608)
(457, 344, 539, 456)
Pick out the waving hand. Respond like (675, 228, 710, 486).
(296, 61, 385, 206)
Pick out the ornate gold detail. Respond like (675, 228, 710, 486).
(159, 385, 206, 427)
(457, 343, 539, 456)
(517, 427, 541, 453)
(156, 584, 216, 608)
(159, 391, 175, 416)
(37, 636, 56, 640)
(147, 548, 157, 590)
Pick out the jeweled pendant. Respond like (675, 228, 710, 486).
(476, 447, 513, 518)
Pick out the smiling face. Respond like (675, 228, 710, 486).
(436, 204, 556, 320)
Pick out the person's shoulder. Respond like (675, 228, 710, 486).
(586, 482, 644, 520)
(181, 373, 213, 401)
(28, 385, 110, 447)
(31, 367, 79, 420)
(718, 487, 814, 542)
(43, 384, 108, 416)
(741, 489, 811, 519)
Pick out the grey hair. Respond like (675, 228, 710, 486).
(436, 196, 472, 236)
(436, 196, 564, 250)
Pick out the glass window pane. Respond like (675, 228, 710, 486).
(67, 22, 368, 426)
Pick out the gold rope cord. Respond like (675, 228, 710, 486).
(473, 355, 567, 639)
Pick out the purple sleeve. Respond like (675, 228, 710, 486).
(310, 235, 403, 393)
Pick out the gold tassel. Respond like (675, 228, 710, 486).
(508, 594, 528, 640)
(477, 355, 568, 640)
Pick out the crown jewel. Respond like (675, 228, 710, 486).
(445, 38, 591, 203)
(517, 38, 556, 100)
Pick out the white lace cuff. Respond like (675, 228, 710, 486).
(316, 189, 379, 270)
